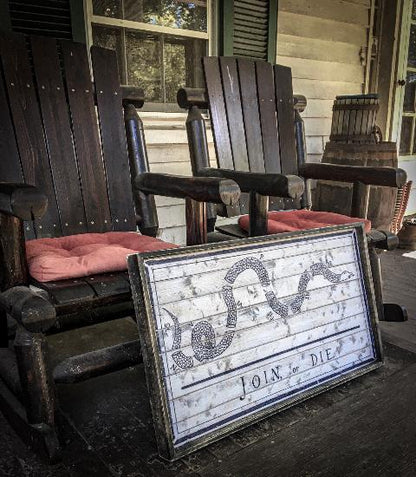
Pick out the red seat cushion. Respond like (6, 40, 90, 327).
(26, 232, 178, 283)
(238, 210, 371, 235)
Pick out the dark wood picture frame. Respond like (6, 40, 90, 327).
(128, 224, 383, 461)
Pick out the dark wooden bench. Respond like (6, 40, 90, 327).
(0, 35, 240, 461)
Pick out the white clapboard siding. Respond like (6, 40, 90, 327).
(278, 0, 370, 164)
(139, 2, 371, 244)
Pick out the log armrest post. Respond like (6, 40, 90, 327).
(185, 104, 217, 231)
(186, 198, 207, 245)
(351, 181, 370, 218)
(0, 212, 29, 290)
(14, 326, 56, 427)
(249, 192, 269, 237)
(124, 103, 159, 237)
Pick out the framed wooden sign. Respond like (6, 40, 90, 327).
(128, 224, 382, 460)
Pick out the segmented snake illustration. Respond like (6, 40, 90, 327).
(165, 257, 354, 370)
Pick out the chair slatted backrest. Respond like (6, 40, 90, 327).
(203, 57, 298, 214)
(0, 33, 136, 239)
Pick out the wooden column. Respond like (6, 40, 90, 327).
(351, 181, 370, 218)
(0, 212, 28, 291)
(14, 327, 55, 427)
(186, 198, 207, 246)
(249, 191, 269, 237)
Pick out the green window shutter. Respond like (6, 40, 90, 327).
(5, 0, 73, 39)
(220, 0, 278, 63)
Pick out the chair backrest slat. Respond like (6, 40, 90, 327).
(256, 61, 281, 174)
(202, 57, 301, 216)
(203, 57, 234, 170)
(31, 36, 87, 236)
(203, 57, 240, 215)
(0, 62, 23, 184)
(0, 33, 61, 238)
(274, 65, 297, 175)
(237, 58, 265, 174)
(218, 57, 249, 172)
(60, 40, 112, 233)
(91, 46, 136, 231)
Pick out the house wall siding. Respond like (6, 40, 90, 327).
(148, 0, 372, 244)
(277, 0, 371, 164)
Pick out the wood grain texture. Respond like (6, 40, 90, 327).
(274, 65, 297, 175)
(91, 46, 136, 231)
(0, 32, 60, 238)
(61, 40, 112, 233)
(130, 226, 381, 460)
(31, 36, 87, 236)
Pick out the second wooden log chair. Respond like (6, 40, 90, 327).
(0, 34, 240, 461)
(178, 56, 408, 324)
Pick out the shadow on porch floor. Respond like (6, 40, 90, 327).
(0, 250, 415, 477)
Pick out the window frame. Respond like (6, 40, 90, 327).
(84, 0, 216, 112)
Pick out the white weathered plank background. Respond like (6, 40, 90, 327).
(143, 229, 378, 448)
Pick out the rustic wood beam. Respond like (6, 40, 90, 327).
(300, 163, 407, 188)
(198, 167, 304, 199)
(135, 173, 241, 206)
(53, 340, 142, 384)
(0, 183, 47, 220)
(0, 286, 56, 333)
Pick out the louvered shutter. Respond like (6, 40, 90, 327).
(8, 0, 73, 39)
(220, 0, 278, 63)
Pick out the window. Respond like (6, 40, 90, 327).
(87, 0, 212, 111)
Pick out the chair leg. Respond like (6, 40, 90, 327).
(10, 326, 61, 461)
(0, 308, 7, 348)
(368, 247, 408, 323)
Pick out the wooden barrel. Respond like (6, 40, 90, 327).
(315, 141, 398, 230)
(329, 94, 379, 144)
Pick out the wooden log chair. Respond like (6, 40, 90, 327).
(0, 34, 240, 461)
(177, 56, 408, 324)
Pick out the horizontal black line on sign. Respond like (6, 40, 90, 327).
(152, 239, 353, 284)
(174, 356, 376, 444)
(162, 307, 364, 378)
(175, 341, 372, 432)
(181, 325, 361, 390)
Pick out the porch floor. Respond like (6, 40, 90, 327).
(1, 249, 416, 477)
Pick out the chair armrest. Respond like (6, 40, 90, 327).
(299, 163, 407, 188)
(134, 173, 240, 205)
(0, 286, 56, 332)
(0, 183, 48, 220)
(367, 229, 399, 251)
(198, 167, 304, 199)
